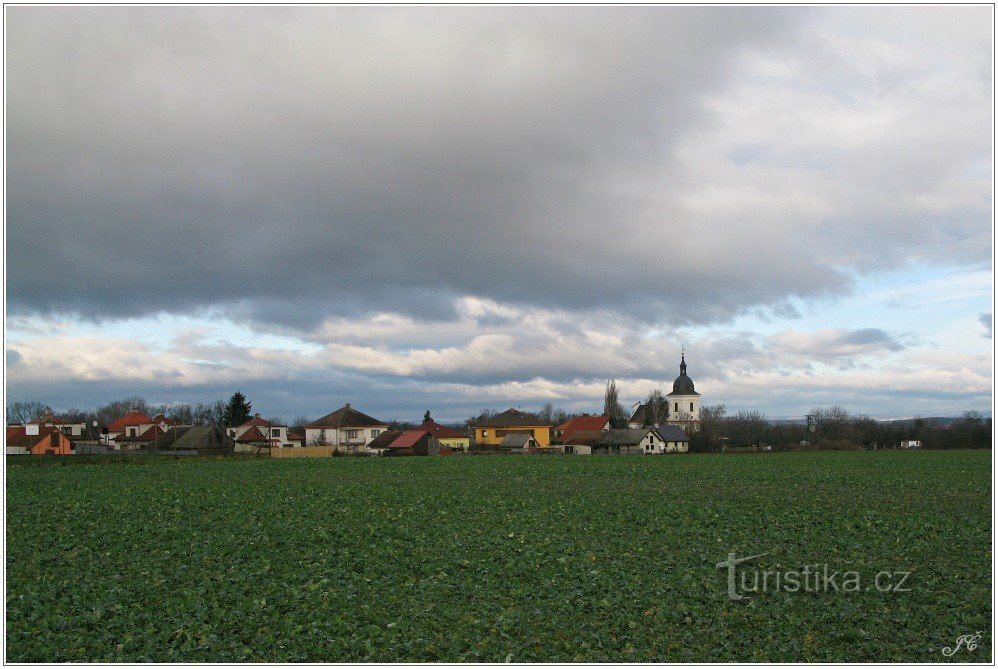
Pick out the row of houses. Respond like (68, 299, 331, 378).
(5, 403, 692, 457)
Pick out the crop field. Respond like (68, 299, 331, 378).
(6, 450, 992, 662)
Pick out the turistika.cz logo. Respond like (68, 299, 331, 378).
(716, 551, 912, 601)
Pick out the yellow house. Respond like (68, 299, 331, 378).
(420, 419, 471, 451)
(471, 408, 553, 447)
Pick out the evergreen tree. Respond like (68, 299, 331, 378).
(222, 392, 253, 427)
(423, 410, 432, 423)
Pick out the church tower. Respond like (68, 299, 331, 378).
(666, 351, 701, 432)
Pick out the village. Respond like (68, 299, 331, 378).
(6, 356, 703, 458)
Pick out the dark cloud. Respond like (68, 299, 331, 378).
(9, 7, 988, 331)
(979, 313, 992, 339)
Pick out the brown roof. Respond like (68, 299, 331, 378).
(305, 404, 387, 429)
(287, 431, 304, 441)
(471, 408, 552, 428)
(236, 426, 268, 443)
(389, 429, 434, 449)
(420, 419, 467, 439)
(7, 425, 63, 450)
(367, 430, 403, 450)
(561, 430, 604, 446)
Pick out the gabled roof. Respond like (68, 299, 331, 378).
(389, 429, 433, 449)
(107, 411, 155, 432)
(654, 424, 690, 442)
(367, 430, 403, 451)
(6, 425, 61, 450)
(287, 431, 304, 442)
(236, 426, 268, 443)
(472, 408, 551, 428)
(555, 414, 609, 441)
(561, 429, 604, 446)
(500, 433, 535, 449)
(599, 428, 655, 447)
(152, 414, 176, 426)
(305, 404, 387, 429)
(420, 419, 467, 439)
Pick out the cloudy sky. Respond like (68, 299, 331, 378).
(6, 6, 993, 422)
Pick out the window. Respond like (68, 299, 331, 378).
(61, 427, 71, 435)
(271, 428, 280, 438)
(371, 429, 380, 438)
(128, 427, 137, 437)
(50, 433, 59, 448)
(565, 445, 574, 454)
(674, 402, 678, 413)
(690, 402, 694, 412)
(346, 429, 360, 439)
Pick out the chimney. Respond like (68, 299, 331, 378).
(254, 413, 261, 420)
(345, 403, 351, 409)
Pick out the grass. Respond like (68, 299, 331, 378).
(5, 450, 991, 662)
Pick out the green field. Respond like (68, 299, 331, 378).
(6, 451, 992, 662)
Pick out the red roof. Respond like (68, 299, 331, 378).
(6, 425, 61, 450)
(389, 429, 432, 449)
(237, 426, 268, 443)
(107, 411, 154, 432)
(420, 419, 467, 439)
(152, 414, 176, 426)
(555, 415, 609, 442)
(287, 431, 303, 441)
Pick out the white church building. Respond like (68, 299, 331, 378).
(628, 353, 701, 432)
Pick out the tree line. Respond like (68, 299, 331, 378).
(688, 405, 992, 453)
(7, 393, 313, 438)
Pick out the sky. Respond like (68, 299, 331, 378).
(5, 6, 994, 423)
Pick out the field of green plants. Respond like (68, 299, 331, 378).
(6, 450, 991, 662)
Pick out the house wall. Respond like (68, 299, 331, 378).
(304, 426, 387, 450)
(474, 426, 551, 447)
(438, 436, 470, 450)
(667, 394, 700, 428)
(30, 431, 73, 455)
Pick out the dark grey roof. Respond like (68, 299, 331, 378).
(305, 404, 388, 429)
(155, 426, 235, 452)
(500, 433, 535, 449)
(599, 428, 654, 446)
(653, 424, 690, 442)
(472, 408, 552, 427)
(668, 354, 700, 397)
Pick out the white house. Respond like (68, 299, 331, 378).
(230, 414, 297, 448)
(303, 404, 389, 453)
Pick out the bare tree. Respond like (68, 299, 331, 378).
(603, 380, 627, 428)
(6, 401, 46, 424)
(642, 389, 669, 426)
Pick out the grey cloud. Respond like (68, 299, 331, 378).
(10, 6, 990, 330)
(980, 313, 992, 338)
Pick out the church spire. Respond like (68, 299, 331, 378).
(680, 348, 687, 376)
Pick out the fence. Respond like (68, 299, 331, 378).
(270, 446, 334, 458)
